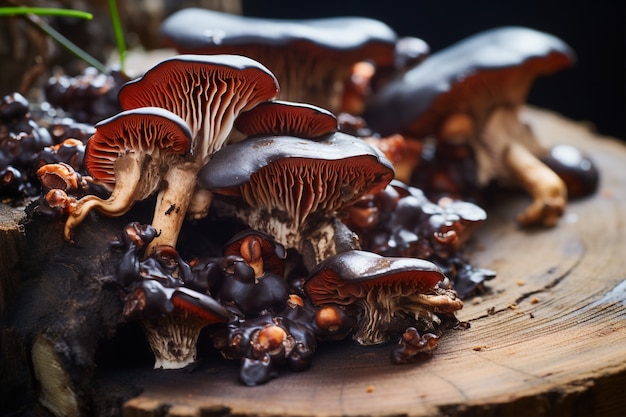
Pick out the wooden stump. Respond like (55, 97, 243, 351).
(116, 108, 626, 417)
(1, 107, 625, 417)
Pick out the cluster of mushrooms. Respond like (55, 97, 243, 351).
(16, 9, 599, 386)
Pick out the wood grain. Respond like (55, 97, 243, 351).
(115, 108, 626, 417)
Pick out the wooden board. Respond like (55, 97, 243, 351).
(113, 108, 626, 417)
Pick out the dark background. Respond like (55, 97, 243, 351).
(242, 0, 626, 140)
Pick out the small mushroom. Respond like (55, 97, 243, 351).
(160, 9, 397, 112)
(199, 132, 394, 269)
(363, 26, 575, 227)
(234, 100, 337, 139)
(117, 54, 279, 237)
(61, 107, 192, 243)
(304, 250, 462, 345)
(123, 279, 229, 369)
(36, 162, 81, 192)
(390, 327, 440, 364)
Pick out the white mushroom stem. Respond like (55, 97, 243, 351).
(479, 106, 567, 226)
(146, 162, 199, 254)
(64, 155, 153, 241)
(142, 310, 208, 369)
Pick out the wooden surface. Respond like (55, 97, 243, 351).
(112, 108, 626, 417)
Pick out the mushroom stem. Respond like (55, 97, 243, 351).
(63, 156, 147, 241)
(146, 162, 199, 254)
(480, 106, 566, 227)
(142, 311, 207, 369)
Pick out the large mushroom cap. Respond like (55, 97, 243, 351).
(160, 9, 397, 59)
(363, 26, 575, 137)
(118, 54, 279, 158)
(199, 131, 394, 195)
(159, 9, 396, 111)
(85, 106, 191, 187)
(234, 100, 337, 139)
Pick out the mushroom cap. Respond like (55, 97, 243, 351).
(84, 107, 191, 185)
(363, 26, 576, 137)
(199, 132, 394, 196)
(125, 279, 229, 324)
(234, 100, 337, 139)
(171, 286, 230, 324)
(117, 54, 279, 156)
(160, 8, 397, 64)
(304, 250, 445, 306)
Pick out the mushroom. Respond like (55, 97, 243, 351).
(160, 9, 397, 112)
(304, 250, 462, 345)
(198, 132, 394, 269)
(362, 26, 575, 227)
(117, 54, 279, 243)
(123, 279, 230, 369)
(36, 162, 81, 192)
(61, 107, 192, 242)
(234, 100, 337, 139)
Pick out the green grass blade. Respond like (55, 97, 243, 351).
(107, 0, 127, 72)
(0, 7, 93, 20)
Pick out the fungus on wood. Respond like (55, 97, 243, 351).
(363, 26, 578, 227)
(160, 9, 397, 112)
(198, 132, 394, 269)
(304, 250, 462, 346)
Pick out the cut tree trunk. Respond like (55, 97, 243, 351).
(1, 107, 625, 417)
(116, 108, 626, 417)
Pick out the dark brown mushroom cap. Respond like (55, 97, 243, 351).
(363, 26, 576, 136)
(304, 250, 445, 307)
(84, 107, 191, 186)
(160, 8, 397, 64)
(234, 100, 337, 139)
(117, 54, 279, 156)
(199, 132, 394, 199)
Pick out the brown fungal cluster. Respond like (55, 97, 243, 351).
(1, 10, 603, 391)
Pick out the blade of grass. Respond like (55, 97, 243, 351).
(0, 7, 93, 20)
(25, 13, 108, 74)
(107, 0, 127, 72)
